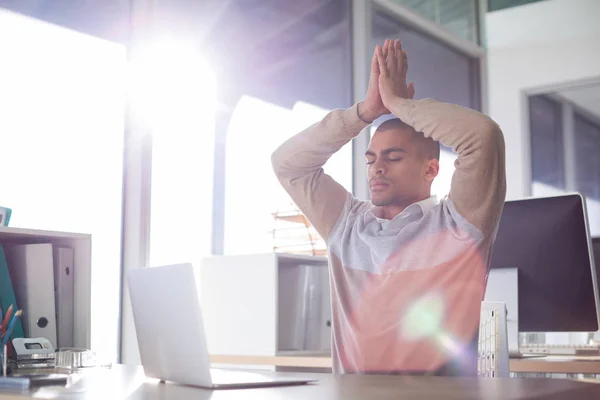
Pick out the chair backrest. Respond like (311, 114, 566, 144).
(478, 301, 510, 378)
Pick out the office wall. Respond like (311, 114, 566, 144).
(486, 0, 600, 199)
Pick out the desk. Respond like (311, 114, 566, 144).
(210, 354, 600, 375)
(210, 354, 333, 369)
(4, 365, 600, 400)
(510, 356, 600, 375)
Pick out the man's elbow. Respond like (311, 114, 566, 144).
(479, 118, 505, 149)
(271, 148, 283, 175)
(271, 147, 290, 182)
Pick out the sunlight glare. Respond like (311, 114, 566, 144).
(134, 41, 217, 268)
(128, 40, 216, 132)
(401, 292, 445, 340)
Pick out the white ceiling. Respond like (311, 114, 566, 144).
(558, 85, 600, 119)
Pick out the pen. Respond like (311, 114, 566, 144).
(0, 310, 22, 350)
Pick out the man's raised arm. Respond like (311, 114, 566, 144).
(272, 45, 393, 241)
(271, 105, 368, 240)
(377, 40, 506, 237)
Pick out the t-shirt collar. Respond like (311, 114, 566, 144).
(371, 195, 438, 223)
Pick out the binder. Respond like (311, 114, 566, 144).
(4, 243, 57, 349)
(0, 244, 24, 340)
(53, 246, 74, 348)
(0, 206, 11, 226)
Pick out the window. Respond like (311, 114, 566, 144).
(574, 113, 600, 236)
(370, 8, 481, 199)
(574, 113, 600, 202)
(372, 9, 481, 112)
(0, 0, 129, 43)
(529, 91, 600, 236)
(488, 0, 547, 12)
(529, 95, 565, 190)
(210, 0, 353, 255)
(526, 90, 600, 346)
(145, 46, 216, 269)
(392, 0, 480, 44)
(0, 8, 125, 361)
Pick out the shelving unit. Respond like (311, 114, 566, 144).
(0, 226, 91, 349)
(199, 252, 331, 369)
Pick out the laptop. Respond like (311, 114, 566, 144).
(127, 263, 316, 389)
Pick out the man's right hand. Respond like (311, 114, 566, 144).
(358, 42, 391, 123)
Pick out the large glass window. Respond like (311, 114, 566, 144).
(0, 0, 129, 43)
(143, 45, 216, 269)
(529, 90, 600, 236)
(0, 8, 125, 361)
(370, 8, 481, 200)
(574, 113, 600, 236)
(372, 10, 480, 112)
(488, 0, 547, 12)
(210, 0, 353, 255)
(392, 0, 480, 44)
(574, 113, 600, 203)
(529, 95, 565, 190)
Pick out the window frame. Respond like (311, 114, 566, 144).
(527, 89, 600, 200)
(528, 94, 567, 190)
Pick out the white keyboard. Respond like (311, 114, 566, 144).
(520, 343, 600, 356)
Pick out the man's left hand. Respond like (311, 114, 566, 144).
(376, 39, 415, 109)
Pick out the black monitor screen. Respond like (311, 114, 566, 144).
(490, 194, 598, 332)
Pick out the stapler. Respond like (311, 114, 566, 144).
(11, 338, 55, 369)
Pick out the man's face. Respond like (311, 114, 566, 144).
(366, 126, 437, 207)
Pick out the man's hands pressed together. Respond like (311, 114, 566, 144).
(376, 39, 415, 109)
(358, 39, 415, 123)
(358, 41, 390, 123)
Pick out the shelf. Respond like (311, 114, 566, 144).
(200, 253, 330, 360)
(271, 207, 325, 257)
(0, 226, 90, 242)
(273, 213, 311, 225)
(0, 227, 91, 350)
(275, 252, 328, 264)
(277, 350, 331, 357)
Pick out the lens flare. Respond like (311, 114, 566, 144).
(400, 292, 465, 357)
(401, 292, 444, 340)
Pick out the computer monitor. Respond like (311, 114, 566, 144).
(489, 193, 600, 333)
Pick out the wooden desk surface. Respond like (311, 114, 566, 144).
(210, 354, 600, 374)
(211, 354, 333, 368)
(510, 356, 600, 374)
(6, 365, 600, 400)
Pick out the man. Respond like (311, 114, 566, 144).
(272, 39, 506, 376)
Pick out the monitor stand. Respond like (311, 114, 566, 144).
(484, 268, 519, 356)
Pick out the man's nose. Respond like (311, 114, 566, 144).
(373, 160, 386, 175)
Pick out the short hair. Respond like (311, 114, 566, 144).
(376, 118, 440, 160)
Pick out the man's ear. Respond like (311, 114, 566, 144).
(424, 159, 439, 182)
